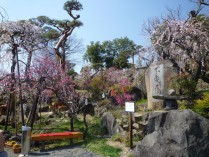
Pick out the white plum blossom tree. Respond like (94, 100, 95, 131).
(0, 20, 44, 128)
(151, 16, 209, 85)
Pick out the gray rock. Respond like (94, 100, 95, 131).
(138, 121, 147, 130)
(168, 89, 176, 95)
(133, 129, 138, 135)
(134, 109, 209, 157)
(122, 124, 129, 131)
(116, 126, 124, 132)
(133, 123, 139, 129)
(133, 113, 143, 122)
(122, 118, 128, 123)
(137, 130, 143, 137)
(101, 112, 117, 136)
(116, 119, 122, 125)
(95, 107, 107, 117)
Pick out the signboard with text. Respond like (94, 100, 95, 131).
(125, 102, 135, 112)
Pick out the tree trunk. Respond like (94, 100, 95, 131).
(27, 76, 45, 129)
(25, 51, 33, 80)
(5, 94, 12, 131)
(7, 44, 18, 129)
(61, 43, 66, 70)
(53, 29, 74, 70)
(70, 116, 74, 132)
(83, 113, 88, 140)
(28, 94, 39, 129)
(132, 50, 135, 70)
(16, 51, 25, 126)
(70, 116, 74, 145)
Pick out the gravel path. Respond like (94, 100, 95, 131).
(5, 146, 102, 157)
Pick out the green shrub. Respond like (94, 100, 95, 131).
(170, 73, 197, 99)
(88, 116, 106, 136)
(193, 93, 209, 118)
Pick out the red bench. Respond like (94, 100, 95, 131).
(31, 132, 83, 150)
(31, 131, 83, 141)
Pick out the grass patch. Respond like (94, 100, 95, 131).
(136, 99, 147, 105)
(111, 133, 125, 143)
(135, 99, 148, 112)
(87, 138, 121, 157)
(33, 114, 122, 157)
(1, 113, 122, 157)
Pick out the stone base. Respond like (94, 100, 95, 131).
(164, 99, 178, 110)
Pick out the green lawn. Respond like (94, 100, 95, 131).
(1, 114, 122, 157)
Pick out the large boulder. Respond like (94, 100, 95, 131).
(134, 109, 209, 157)
(101, 112, 118, 136)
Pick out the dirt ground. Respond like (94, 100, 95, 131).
(5, 145, 102, 157)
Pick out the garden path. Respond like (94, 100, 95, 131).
(5, 146, 102, 157)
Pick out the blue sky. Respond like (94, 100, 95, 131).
(1, 0, 197, 72)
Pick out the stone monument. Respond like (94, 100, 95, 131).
(145, 60, 178, 109)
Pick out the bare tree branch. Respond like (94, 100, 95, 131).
(0, 5, 9, 22)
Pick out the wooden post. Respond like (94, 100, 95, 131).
(129, 112, 133, 150)
(125, 101, 135, 150)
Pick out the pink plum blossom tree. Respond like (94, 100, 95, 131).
(28, 54, 80, 130)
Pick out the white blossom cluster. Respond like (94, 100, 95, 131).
(151, 16, 209, 73)
(0, 20, 44, 51)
